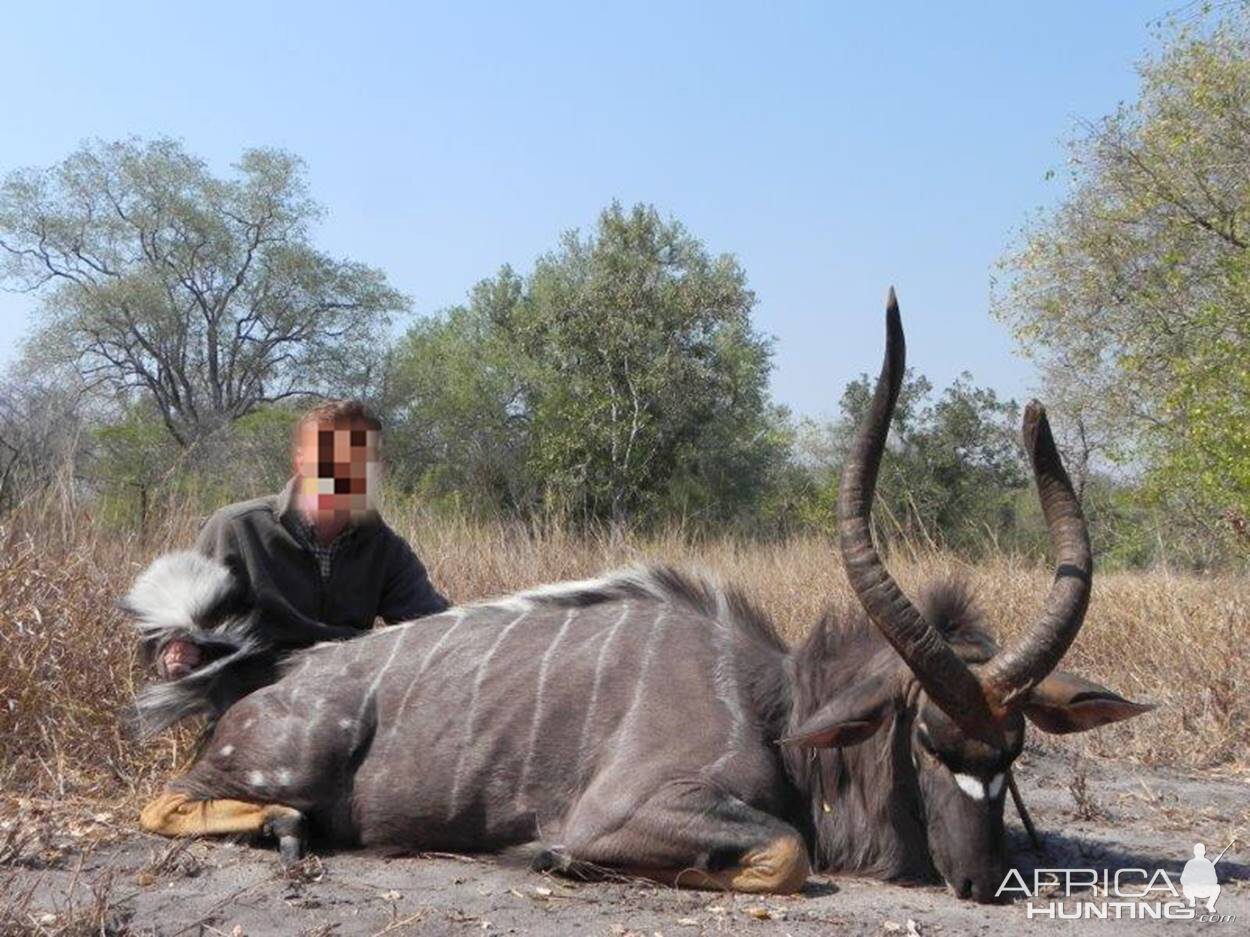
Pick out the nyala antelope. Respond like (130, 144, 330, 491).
(128, 290, 1153, 901)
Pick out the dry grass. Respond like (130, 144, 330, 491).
(1, 489, 1247, 820)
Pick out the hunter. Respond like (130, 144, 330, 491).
(157, 399, 449, 684)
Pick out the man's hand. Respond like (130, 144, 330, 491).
(159, 639, 203, 680)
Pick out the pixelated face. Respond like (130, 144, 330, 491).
(293, 418, 380, 517)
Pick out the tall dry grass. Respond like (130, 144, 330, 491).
(2, 487, 1247, 813)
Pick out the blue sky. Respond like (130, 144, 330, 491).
(0, 1, 1173, 418)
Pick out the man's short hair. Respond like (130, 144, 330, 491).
(295, 399, 382, 437)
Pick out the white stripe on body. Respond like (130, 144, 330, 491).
(616, 608, 669, 758)
(707, 615, 748, 775)
(348, 623, 412, 749)
(574, 602, 632, 779)
(377, 609, 470, 746)
(448, 607, 534, 815)
(516, 607, 578, 804)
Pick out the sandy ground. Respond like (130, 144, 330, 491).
(3, 749, 1248, 936)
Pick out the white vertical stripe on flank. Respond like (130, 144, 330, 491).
(448, 606, 534, 815)
(707, 617, 747, 775)
(351, 622, 411, 747)
(380, 608, 468, 750)
(516, 607, 578, 802)
(618, 608, 668, 751)
(574, 601, 632, 778)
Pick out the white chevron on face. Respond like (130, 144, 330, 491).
(987, 772, 1005, 799)
(953, 773, 986, 801)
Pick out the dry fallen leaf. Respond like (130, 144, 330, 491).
(744, 906, 771, 920)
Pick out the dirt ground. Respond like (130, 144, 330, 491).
(3, 749, 1247, 936)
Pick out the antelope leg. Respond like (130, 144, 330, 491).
(139, 789, 307, 862)
(553, 779, 810, 894)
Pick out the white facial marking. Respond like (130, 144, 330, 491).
(953, 772, 986, 801)
(988, 772, 1006, 799)
(247, 770, 266, 787)
(218, 745, 234, 757)
(277, 768, 294, 787)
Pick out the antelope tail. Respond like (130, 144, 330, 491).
(120, 551, 274, 738)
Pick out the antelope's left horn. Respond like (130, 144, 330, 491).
(981, 402, 1093, 706)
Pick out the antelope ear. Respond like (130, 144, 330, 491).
(780, 674, 896, 749)
(1022, 670, 1156, 735)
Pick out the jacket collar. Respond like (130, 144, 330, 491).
(276, 475, 382, 541)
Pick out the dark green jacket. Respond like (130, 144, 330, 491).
(194, 477, 450, 649)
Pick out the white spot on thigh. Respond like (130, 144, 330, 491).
(338, 718, 354, 730)
(988, 772, 1006, 799)
(953, 772, 986, 801)
(243, 718, 256, 730)
(218, 745, 234, 757)
(247, 770, 266, 787)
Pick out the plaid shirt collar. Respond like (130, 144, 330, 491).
(293, 514, 353, 581)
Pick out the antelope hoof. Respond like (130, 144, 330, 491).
(531, 844, 571, 873)
(262, 811, 306, 867)
(278, 833, 304, 867)
(532, 844, 599, 880)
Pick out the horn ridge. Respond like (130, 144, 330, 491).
(837, 289, 998, 737)
(982, 401, 1093, 704)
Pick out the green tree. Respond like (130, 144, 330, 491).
(0, 138, 408, 447)
(386, 270, 539, 513)
(389, 202, 780, 525)
(799, 371, 1026, 553)
(993, 11, 1250, 547)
